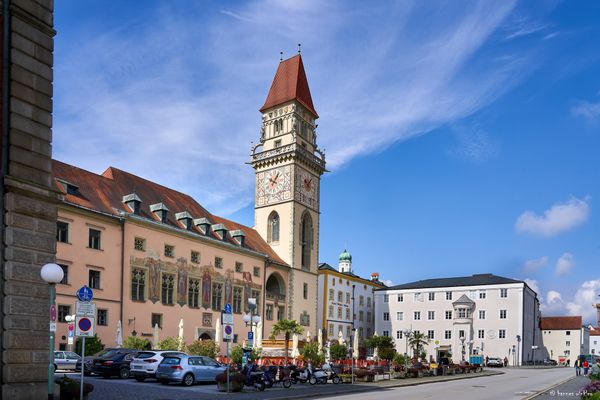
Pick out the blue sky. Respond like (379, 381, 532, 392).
(53, 1, 600, 324)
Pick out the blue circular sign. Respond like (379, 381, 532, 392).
(224, 325, 233, 335)
(78, 317, 92, 331)
(77, 286, 93, 302)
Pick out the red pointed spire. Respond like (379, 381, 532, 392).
(260, 54, 318, 118)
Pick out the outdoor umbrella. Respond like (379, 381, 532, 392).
(178, 319, 185, 351)
(215, 317, 221, 344)
(152, 323, 160, 349)
(317, 329, 323, 353)
(338, 329, 345, 345)
(372, 331, 379, 360)
(256, 320, 263, 348)
(306, 330, 311, 342)
(115, 320, 123, 348)
(353, 328, 359, 359)
(292, 333, 299, 359)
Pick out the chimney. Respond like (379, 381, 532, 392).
(175, 211, 194, 230)
(211, 224, 228, 241)
(194, 218, 211, 235)
(122, 193, 142, 215)
(231, 230, 245, 246)
(149, 202, 169, 223)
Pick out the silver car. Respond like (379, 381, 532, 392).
(130, 351, 187, 381)
(156, 355, 226, 386)
(54, 351, 81, 371)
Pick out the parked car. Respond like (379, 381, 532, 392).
(486, 357, 504, 367)
(92, 349, 139, 379)
(77, 348, 132, 375)
(130, 351, 187, 382)
(542, 358, 558, 366)
(156, 355, 226, 386)
(54, 351, 81, 371)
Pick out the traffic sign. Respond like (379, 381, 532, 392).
(222, 313, 234, 325)
(75, 316, 95, 337)
(223, 324, 233, 341)
(224, 303, 232, 314)
(49, 322, 57, 332)
(76, 286, 94, 302)
(247, 331, 253, 349)
(68, 324, 74, 332)
(50, 304, 57, 323)
(76, 301, 96, 317)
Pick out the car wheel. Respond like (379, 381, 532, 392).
(182, 373, 194, 387)
(283, 379, 292, 389)
(135, 376, 145, 382)
(309, 376, 317, 385)
(119, 368, 130, 379)
(332, 376, 340, 384)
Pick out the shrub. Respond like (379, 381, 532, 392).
(582, 380, 600, 399)
(188, 339, 218, 358)
(157, 336, 183, 351)
(330, 343, 348, 361)
(355, 368, 368, 378)
(75, 334, 104, 356)
(393, 353, 407, 366)
(122, 336, 151, 350)
(229, 345, 261, 364)
(301, 342, 325, 365)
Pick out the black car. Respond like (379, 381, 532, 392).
(91, 349, 139, 379)
(77, 348, 125, 376)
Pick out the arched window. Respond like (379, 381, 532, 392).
(268, 211, 280, 243)
(300, 212, 313, 270)
(274, 119, 283, 134)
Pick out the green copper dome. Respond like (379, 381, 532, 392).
(339, 249, 352, 262)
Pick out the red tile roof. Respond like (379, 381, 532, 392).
(52, 159, 287, 266)
(590, 329, 600, 336)
(540, 316, 582, 330)
(260, 54, 318, 118)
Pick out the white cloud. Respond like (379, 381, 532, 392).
(541, 280, 600, 325)
(515, 196, 590, 237)
(447, 126, 498, 163)
(555, 253, 575, 276)
(572, 101, 600, 121)
(53, 1, 542, 216)
(383, 279, 394, 287)
(546, 290, 562, 305)
(523, 256, 549, 273)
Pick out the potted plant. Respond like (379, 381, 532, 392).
(216, 372, 245, 392)
(58, 375, 93, 400)
(337, 373, 353, 383)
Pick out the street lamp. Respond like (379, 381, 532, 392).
(242, 298, 261, 363)
(41, 263, 64, 400)
(459, 335, 466, 363)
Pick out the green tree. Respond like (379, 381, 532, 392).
(365, 336, 396, 361)
(156, 337, 181, 351)
(393, 353, 407, 366)
(271, 319, 303, 364)
(187, 339, 219, 358)
(329, 343, 348, 361)
(230, 345, 261, 365)
(300, 342, 325, 365)
(408, 331, 430, 358)
(122, 336, 151, 350)
(75, 334, 104, 356)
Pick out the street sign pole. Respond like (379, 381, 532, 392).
(75, 285, 94, 400)
(80, 336, 85, 400)
(222, 304, 233, 393)
(226, 339, 230, 393)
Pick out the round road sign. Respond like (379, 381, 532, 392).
(78, 317, 92, 332)
(76, 286, 94, 302)
(224, 325, 233, 335)
(68, 324, 74, 331)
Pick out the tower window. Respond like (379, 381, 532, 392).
(268, 211, 280, 243)
(274, 139, 281, 148)
(300, 212, 313, 271)
(274, 119, 284, 134)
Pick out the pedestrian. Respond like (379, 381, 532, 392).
(574, 358, 581, 376)
(583, 359, 590, 376)
(503, 357, 508, 367)
(485, 356, 489, 366)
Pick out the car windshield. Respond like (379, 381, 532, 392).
(161, 357, 181, 365)
(135, 352, 157, 359)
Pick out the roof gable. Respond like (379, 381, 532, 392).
(260, 55, 318, 118)
(452, 294, 475, 305)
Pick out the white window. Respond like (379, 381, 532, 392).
(499, 329, 506, 339)
(500, 288, 508, 298)
(428, 330, 434, 339)
(383, 294, 389, 303)
(566, 341, 570, 347)
(458, 308, 467, 318)
(479, 310, 486, 319)
(396, 312, 403, 321)
(414, 311, 421, 320)
(479, 290, 486, 299)
(478, 330, 484, 339)
(397, 293, 403, 302)
(383, 330, 390, 337)
(428, 311, 435, 320)
(428, 292, 435, 301)
(397, 330, 403, 339)
(500, 310, 507, 319)
(445, 310, 452, 320)
(446, 291, 452, 300)
(469, 290, 476, 299)
(414, 292, 423, 302)
(383, 312, 390, 321)
(445, 330, 452, 339)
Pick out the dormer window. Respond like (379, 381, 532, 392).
(194, 218, 211, 235)
(56, 179, 79, 195)
(231, 230, 245, 246)
(122, 193, 142, 215)
(211, 224, 228, 241)
(150, 202, 169, 223)
(175, 211, 193, 230)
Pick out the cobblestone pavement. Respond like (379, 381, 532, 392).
(65, 369, 503, 400)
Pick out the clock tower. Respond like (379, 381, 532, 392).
(251, 54, 326, 333)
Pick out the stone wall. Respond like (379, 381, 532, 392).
(1, 0, 56, 398)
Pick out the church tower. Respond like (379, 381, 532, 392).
(251, 54, 326, 333)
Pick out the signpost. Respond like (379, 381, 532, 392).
(76, 286, 94, 400)
(247, 331, 254, 349)
(222, 304, 233, 393)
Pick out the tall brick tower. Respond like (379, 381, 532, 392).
(1, 1, 57, 398)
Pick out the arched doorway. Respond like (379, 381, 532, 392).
(199, 332, 212, 341)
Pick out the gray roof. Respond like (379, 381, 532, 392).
(377, 273, 523, 291)
(452, 294, 475, 305)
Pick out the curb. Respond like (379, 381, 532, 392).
(261, 370, 504, 400)
(521, 375, 577, 400)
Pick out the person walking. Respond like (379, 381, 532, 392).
(583, 359, 590, 376)
(503, 357, 508, 367)
(574, 358, 581, 376)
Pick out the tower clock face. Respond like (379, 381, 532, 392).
(295, 169, 319, 210)
(256, 166, 291, 206)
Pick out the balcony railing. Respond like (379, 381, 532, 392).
(251, 143, 325, 169)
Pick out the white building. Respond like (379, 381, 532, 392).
(317, 250, 385, 345)
(590, 327, 600, 356)
(374, 274, 542, 365)
(541, 316, 590, 363)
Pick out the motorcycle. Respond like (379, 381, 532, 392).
(307, 365, 328, 384)
(242, 363, 266, 391)
(321, 363, 341, 384)
(289, 365, 313, 384)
